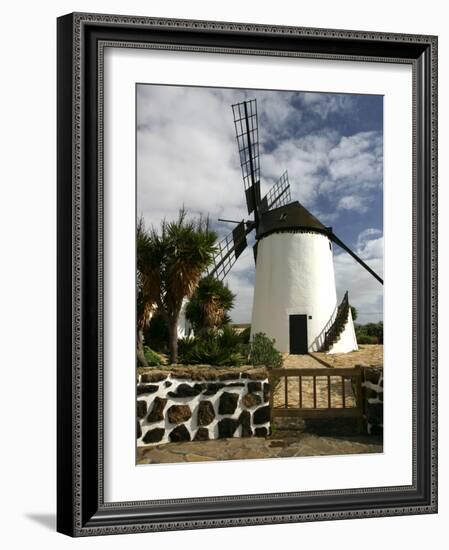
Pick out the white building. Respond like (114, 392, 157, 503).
(250, 202, 358, 354)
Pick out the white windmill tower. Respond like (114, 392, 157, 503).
(207, 99, 383, 354)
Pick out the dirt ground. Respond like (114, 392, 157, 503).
(310, 344, 383, 368)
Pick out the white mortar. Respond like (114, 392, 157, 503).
(137, 374, 270, 447)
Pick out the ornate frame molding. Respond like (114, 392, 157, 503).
(57, 12, 437, 536)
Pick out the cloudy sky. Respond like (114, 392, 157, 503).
(137, 84, 383, 325)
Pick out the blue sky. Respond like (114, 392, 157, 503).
(137, 85, 384, 324)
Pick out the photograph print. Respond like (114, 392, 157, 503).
(136, 84, 384, 465)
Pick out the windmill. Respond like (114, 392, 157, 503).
(207, 99, 383, 354)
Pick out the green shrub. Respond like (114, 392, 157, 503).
(144, 313, 169, 352)
(355, 321, 383, 344)
(177, 336, 197, 357)
(178, 326, 247, 366)
(356, 335, 378, 345)
(143, 345, 163, 366)
(186, 276, 235, 331)
(239, 327, 251, 344)
(219, 324, 245, 350)
(249, 332, 283, 369)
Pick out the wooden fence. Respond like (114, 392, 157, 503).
(269, 366, 364, 431)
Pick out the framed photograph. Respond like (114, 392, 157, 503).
(57, 12, 438, 536)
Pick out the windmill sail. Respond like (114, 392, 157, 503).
(232, 100, 261, 215)
(207, 220, 248, 281)
(260, 171, 292, 212)
(330, 233, 383, 285)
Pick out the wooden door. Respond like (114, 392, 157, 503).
(289, 314, 308, 354)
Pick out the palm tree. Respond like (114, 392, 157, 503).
(185, 275, 235, 333)
(137, 209, 217, 364)
(136, 218, 160, 367)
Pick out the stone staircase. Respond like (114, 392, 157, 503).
(321, 291, 350, 352)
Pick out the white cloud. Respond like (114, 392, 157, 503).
(337, 195, 368, 214)
(357, 228, 382, 248)
(300, 92, 354, 119)
(226, 247, 255, 323)
(334, 229, 383, 324)
(262, 130, 339, 205)
(328, 132, 383, 192)
(263, 129, 382, 214)
(257, 90, 301, 138)
(137, 85, 248, 230)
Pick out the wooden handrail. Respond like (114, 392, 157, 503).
(270, 366, 361, 377)
(322, 290, 350, 351)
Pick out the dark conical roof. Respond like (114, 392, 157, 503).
(256, 201, 329, 240)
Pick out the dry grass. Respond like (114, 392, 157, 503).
(311, 344, 383, 369)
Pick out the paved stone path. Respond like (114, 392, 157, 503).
(137, 431, 382, 464)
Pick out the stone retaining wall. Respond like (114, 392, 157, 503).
(360, 365, 383, 435)
(137, 366, 270, 446)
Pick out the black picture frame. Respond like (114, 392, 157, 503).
(57, 12, 438, 536)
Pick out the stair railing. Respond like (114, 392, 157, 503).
(322, 291, 349, 351)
